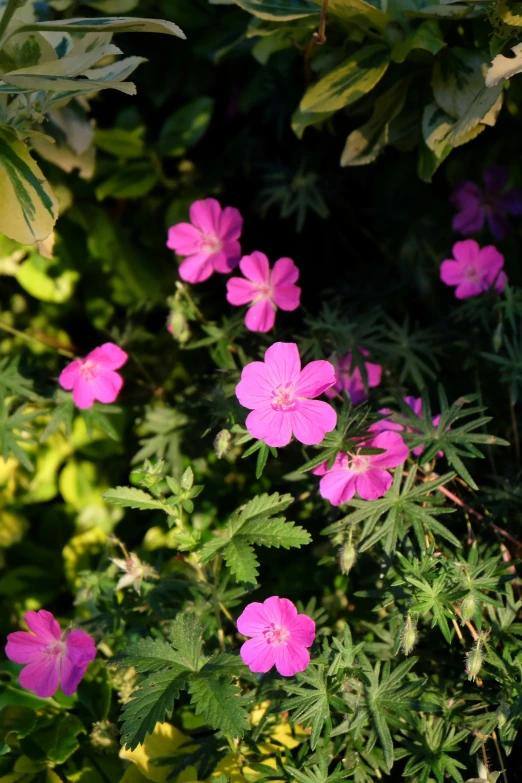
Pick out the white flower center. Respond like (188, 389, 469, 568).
(464, 264, 480, 282)
(265, 623, 290, 647)
(46, 640, 65, 657)
(79, 359, 98, 381)
(200, 232, 223, 254)
(348, 453, 371, 474)
(271, 385, 296, 411)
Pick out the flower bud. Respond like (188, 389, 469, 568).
(402, 615, 418, 656)
(340, 539, 357, 575)
(466, 642, 484, 681)
(90, 720, 118, 752)
(167, 309, 190, 344)
(214, 429, 232, 459)
(460, 593, 477, 624)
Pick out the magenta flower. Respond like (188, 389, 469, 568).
(369, 396, 443, 458)
(325, 348, 382, 403)
(440, 240, 507, 299)
(237, 596, 315, 677)
(235, 342, 337, 448)
(226, 252, 301, 333)
(5, 609, 96, 698)
(317, 431, 409, 506)
(451, 165, 522, 241)
(167, 198, 243, 284)
(59, 342, 128, 410)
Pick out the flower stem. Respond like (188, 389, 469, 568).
(0, 0, 27, 42)
(0, 319, 75, 358)
(212, 556, 226, 653)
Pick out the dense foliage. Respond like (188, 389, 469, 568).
(2, 0, 522, 782)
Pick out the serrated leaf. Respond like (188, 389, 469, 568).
(120, 671, 188, 750)
(239, 516, 312, 549)
(189, 675, 249, 737)
(109, 638, 191, 673)
(102, 486, 165, 511)
(223, 538, 259, 584)
(167, 613, 204, 672)
(0, 357, 36, 400)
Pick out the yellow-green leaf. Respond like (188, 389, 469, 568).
(234, 0, 319, 20)
(0, 128, 58, 245)
(300, 45, 389, 113)
(310, 0, 389, 30)
(10, 16, 186, 40)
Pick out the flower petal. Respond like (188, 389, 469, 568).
(263, 342, 301, 389)
(452, 207, 485, 235)
(226, 277, 257, 306)
(236, 362, 275, 409)
(287, 614, 316, 647)
(271, 257, 299, 287)
(455, 280, 482, 299)
(237, 602, 269, 637)
(452, 239, 480, 266)
(294, 360, 336, 398)
(355, 468, 393, 500)
(289, 400, 337, 445)
(5, 632, 46, 664)
(239, 252, 270, 284)
(60, 657, 88, 696)
(218, 206, 243, 241)
(87, 343, 128, 371)
(240, 636, 276, 673)
(189, 198, 221, 234)
(178, 253, 214, 284)
(25, 610, 61, 641)
(483, 165, 509, 194)
(245, 299, 276, 333)
(487, 210, 511, 242)
(440, 260, 464, 287)
(89, 370, 123, 405)
(167, 223, 201, 255)
(71, 377, 95, 410)
(272, 284, 301, 312)
(59, 361, 82, 391)
(319, 469, 357, 506)
(19, 654, 60, 698)
(262, 597, 298, 627)
(65, 630, 97, 667)
(212, 242, 241, 274)
(369, 431, 409, 468)
(450, 182, 482, 211)
(274, 643, 310, 677)
(245, 406, 293, 447)
(476, 245, 504, 277)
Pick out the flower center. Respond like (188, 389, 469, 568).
(200, 232, 223, 254)
(254, 282, 273, 300)
(79, 359, 98, 381)
(464, 264, 480, 282)
(46, 640, 65, 658)
(349, 453, 371, 473)
(271, 385, 296, 411)
(264, 623, 290, 647)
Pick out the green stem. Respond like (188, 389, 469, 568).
(212, 556, 226, 653)
(0, 0, 27, 42)
(0, 319, 75, 358)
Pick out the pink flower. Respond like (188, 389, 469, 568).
(440, 240, 507, 299)
(451, 165, 522, 241)
(235, 342, 337, 448)
(226, 252, 301, 333)
(369, 396, 443, 458)
(317, 431, 409, 506)
(325, 349, 382, 403)
(237, 596, 315, 677)
(167, 198, 243, 284)
(5, 609, 96, 698)
(59, 342, 128, 410)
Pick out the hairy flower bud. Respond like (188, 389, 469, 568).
(466, 641, 484, 681)
(402, 614, 418, 656)
(339, 538, 357, 575)
(460, 592, 477, 624)
(168, 309, 190, 344)
(214, 429, 232, 458)
(90, 720, 119, 752)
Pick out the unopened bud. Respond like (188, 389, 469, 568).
(402, 615, 418, 656)
(340, 539, 357, 575)
(466, 642, 484, 681)
(90, 720, 118, 752)
(214, 429, 231, 459)
(460, 593, 477, 624)
(167, 309, 190, 344)
(496, 702, 510, 728)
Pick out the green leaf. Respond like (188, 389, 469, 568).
(0, 357, 36, 400)
(299, 45, 389, 114)
(31, 714, 86, 764)
(238, 516, 312, 549)
(0, 399, 38, 471)
(16, 248, 79, 303)
(0, 127, 58, 245)
(94, 126, 145, 158)
(110, 638, 193, 673)
(181, 466, 194, 490)
(120, 671, 189, 750)
(189, 675, 249, 737)
(102, 486, 166, 511)
(234, 0, 320, 20)
(222, 538, 259, 584)
(10, 17, 186, 40)
(310, 0, 389, 30)
(158, 97, 214, 157)
(167, 613, 204, 672)
(281, 663, 330, 749)
(95, 161, 158, 200)
(341, 78, 409, 166)
(390, 21, 445, 63)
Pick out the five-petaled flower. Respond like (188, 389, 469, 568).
(325, 349, 382, 403)
(167, 198, 243, 284)
(235, 342, 337, 448)
(440, 240, 507, 299)
(111, 553, 157, 595)
(5, 609, 96, 698)
(451, 165, 522, 241)
(226, 252, 301, 332)
(238, 596, 315, 677)
(369, 396, 443, 458)
(59, 343, 128, 410)
(315, 431, 409, 506)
